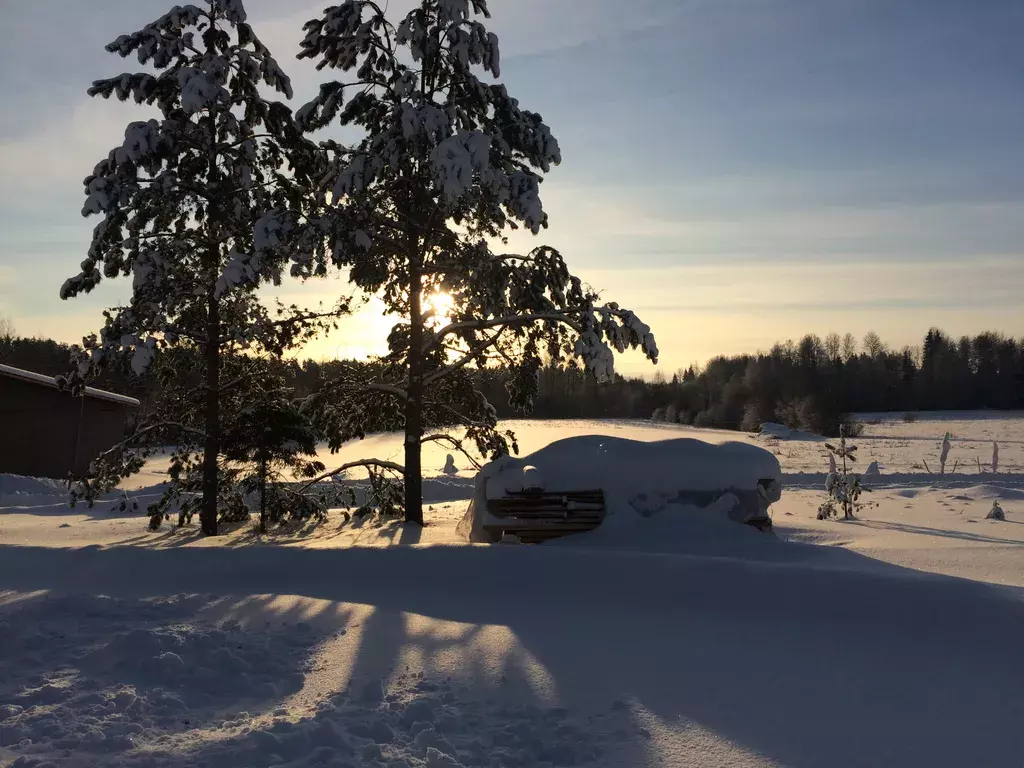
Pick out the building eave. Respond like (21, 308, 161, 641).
(0, 363, 141, 407)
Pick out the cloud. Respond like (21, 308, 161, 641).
(568, 258, 1024, 373)
(579, 259, 1024, 311)
(0, 96, 147, 212)
(249, 0, 676, 66)
(504, 183, 1024, 265)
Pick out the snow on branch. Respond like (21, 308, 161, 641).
(300, 458, 405, 492)
(422, 303, 658, 383)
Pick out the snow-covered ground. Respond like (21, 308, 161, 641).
(1, 415, 1023, 767)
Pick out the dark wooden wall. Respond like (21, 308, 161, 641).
(0, 376, 134, 478)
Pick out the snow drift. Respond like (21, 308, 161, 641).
(458, 436, 782, 543)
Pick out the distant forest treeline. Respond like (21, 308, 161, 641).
(2, 328, 1022, 437)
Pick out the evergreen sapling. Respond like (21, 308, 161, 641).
(818, 426, 864, 520)
(221, 369, 328, 534)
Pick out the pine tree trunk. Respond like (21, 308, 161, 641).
(200, 290, 220, 536)
(404, 259, 424, 526)
(259, 456, 267, 534)
(404, 403, 423, 525)
(200, 88, 220, 538)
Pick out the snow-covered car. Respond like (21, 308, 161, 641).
(458, 435, 783, 543)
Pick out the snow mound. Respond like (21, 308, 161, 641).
(544, 495, 788, 558)
(0, 475, 66, 497)
(458, 436, 782, 543)
(757, 422, 825, 442)
(958, 484, 1024, 502)
(0, 474, 69, 507)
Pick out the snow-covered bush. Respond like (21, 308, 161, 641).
(694, 406, 727, 428)
(741, 400, 769, 433)
(774, 397, 815, 433)
(774, 396, 859, 438)
(986, 501, 1005, 521)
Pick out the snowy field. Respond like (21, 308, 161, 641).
(1, 414, 1023, 767)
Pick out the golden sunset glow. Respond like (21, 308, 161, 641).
(422, 290, 455, 327)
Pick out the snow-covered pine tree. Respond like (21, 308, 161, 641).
(59, 0, 341, 535)
(292, 0, 659, 524)
(0, 316, 14, 363)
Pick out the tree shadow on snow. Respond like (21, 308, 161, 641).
(850, 519, 1024, 546)
(0, 540, 1022, 767)
(0, 592, 326, 761)
(1, 478, 188, 521)
(781, 471, 1024, 491)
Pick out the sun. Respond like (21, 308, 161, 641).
(423, 290, 455, 325)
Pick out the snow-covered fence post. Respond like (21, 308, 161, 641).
(993, 441, 999, 474)
(987, 501, 1005, 521)
(939, 432, 951, 475)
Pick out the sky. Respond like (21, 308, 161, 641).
(1, 0, 1023, 377)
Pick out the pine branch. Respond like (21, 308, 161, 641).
(436, 402, 491, 430)
(128, 420, 206, 442)
(319, 377, 409, 401)
(217, 363, 264, 394)
(426, 312, 585, 353)
(299, 458, 405, 492)
(365, 381, 409, 400)
(423, 329, 506, 385)
(85, 419, 205, 477)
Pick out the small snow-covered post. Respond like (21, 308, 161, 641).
(939, 432, 951, 475)
(442, 454, 458, 476)
(993, 441, 999, 474)
(295, 0, 659, 525)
